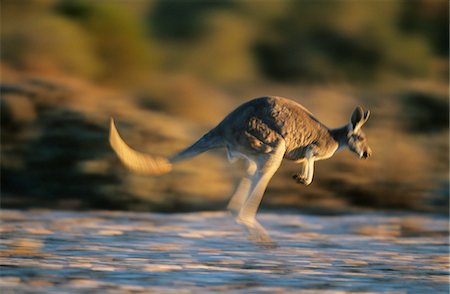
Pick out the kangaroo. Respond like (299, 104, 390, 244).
(110, 96, 372, 243)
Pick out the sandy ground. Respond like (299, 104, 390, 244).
(0, 209, 448, 293)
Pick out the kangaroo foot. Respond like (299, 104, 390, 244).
(236, 217, 278, 248)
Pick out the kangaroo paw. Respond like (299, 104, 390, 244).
(292, 173, 310, 186)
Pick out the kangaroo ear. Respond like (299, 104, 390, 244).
(363, 110, 370, 123)
(351, 106, 364, 130)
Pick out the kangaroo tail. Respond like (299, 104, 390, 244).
(169, 128, 223, 163)
(109, 118, 172, 175)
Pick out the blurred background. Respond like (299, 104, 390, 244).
(1, 0, 448, 214)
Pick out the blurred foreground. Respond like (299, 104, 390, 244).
(1, 209, 448, 293)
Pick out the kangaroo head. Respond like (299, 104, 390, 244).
(347, 106, 372, 159)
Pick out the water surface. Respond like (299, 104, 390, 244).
(1, 210, 448, 293)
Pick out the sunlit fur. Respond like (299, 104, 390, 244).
(110, 96, 372, 245)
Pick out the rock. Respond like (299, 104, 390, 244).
(1, 94, 37, 126)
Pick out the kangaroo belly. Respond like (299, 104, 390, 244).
(284, 146, 308, 161)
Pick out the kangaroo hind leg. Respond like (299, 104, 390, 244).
(237, 140, 286, 244)
(227, 157, 257, 217)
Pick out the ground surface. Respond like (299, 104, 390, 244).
(0, 209, 448, 293)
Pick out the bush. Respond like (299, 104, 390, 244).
(1, 11, 100, 78)
(253, 0, 436, 82)
(400, 91, 449, 133)
(57, 1, 155, 84)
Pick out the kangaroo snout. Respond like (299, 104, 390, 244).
(361, 148, 372, 159)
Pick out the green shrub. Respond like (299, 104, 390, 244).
(253, 0, 436, 82)
(57, 1, 156, 84)
(1, 11, 100, 78)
